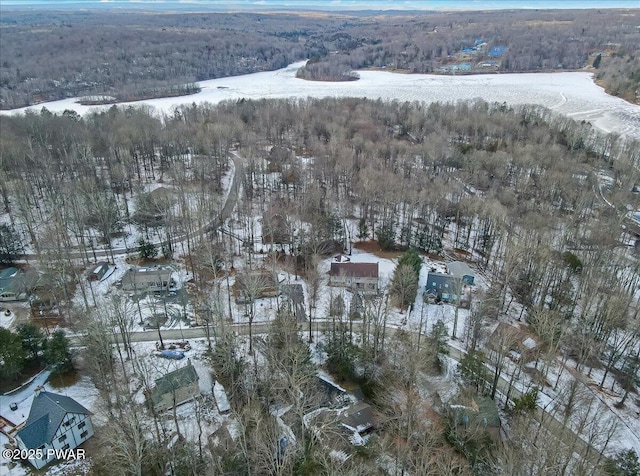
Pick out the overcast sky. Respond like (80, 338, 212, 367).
(1, 0, 638, 9)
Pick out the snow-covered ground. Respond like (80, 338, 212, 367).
(315, 247, 470, 338)
(0, 339, 222, 476)
(0, 369, 53, 424)
(0, 368, 101, 476)
(0, 308, 17, 329)
(0, 153, 234, 257)
(3, 62, 639, 140)
(125, 339, 213, 403)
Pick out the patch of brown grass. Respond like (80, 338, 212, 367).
(353, 240, 403, 260)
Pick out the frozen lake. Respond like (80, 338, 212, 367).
(4, 61, 640, 139)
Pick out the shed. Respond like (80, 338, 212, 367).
(213, 381, 231, 414)
(88, 262, 109, 282)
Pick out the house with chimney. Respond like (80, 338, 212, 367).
(14, 389, 93, 469)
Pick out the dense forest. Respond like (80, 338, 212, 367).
(1, 98, 639, 473)
(1, 8, 638, 108)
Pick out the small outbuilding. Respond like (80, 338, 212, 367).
(213, 381, 231, 414)
(447, 261, 475, 285)
(88, 262, 110, 282)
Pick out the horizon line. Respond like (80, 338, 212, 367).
(1, 0, 639, 12)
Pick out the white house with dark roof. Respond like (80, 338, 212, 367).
(14, 389, 93, 469)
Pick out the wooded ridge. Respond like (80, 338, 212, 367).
(1, 8, 638, 108)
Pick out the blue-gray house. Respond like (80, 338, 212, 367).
(0, 267, 37, 302)
(15, 389, 94, 469)
(488, 46, 507, 57)
(425, 272, 462, 303)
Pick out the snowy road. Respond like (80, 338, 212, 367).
(18, 152, 243, 261)
(65, 319, 631, 460)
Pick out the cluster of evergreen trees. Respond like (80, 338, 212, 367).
(0, 324, 71, 385)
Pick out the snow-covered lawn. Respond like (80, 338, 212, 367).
(0, 338, 224, 475)
(124, 339, 213, 404)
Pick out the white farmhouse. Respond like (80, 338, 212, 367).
(14, 389, 94, 469)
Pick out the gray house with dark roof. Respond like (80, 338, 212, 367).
(14, 389, 93, 469)
(339, 402, 376, 438)
(121, 265, 174, 293)
(447, 261, 475, 285)
(149, 360, 200, 411)
(0, 267, 37, 302)
(425, 272, 461, 303)
(425, 271, 471, 307)
(329, 262, 379, 294)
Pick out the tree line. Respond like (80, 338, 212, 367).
(1, 97, 639, 473)
(1, 8, 638, 108)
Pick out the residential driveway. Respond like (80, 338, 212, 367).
(280, 284, 306, 321)
(0, 369, 52, 424)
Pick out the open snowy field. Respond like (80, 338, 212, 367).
(3, 62, 639, 139)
